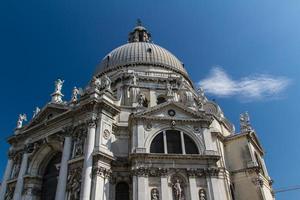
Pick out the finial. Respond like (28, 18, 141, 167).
(136, 18, 142, 26)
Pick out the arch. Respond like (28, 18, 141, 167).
(28, 140, 62, 176)
(115, 182, 129, 200)
(146, 126, 204, 154)
(41, 152, 61, 200)
(149, 129, 200, 154)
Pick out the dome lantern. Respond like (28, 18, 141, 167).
(128, 19, 151, 43)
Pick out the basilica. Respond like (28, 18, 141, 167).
(0, 22, 274, 200)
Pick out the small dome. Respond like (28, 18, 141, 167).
(94, 42, 187, 77)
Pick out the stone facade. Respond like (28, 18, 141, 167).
(0, 22, 274, 200)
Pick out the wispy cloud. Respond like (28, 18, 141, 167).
(198, 67, 290, 101)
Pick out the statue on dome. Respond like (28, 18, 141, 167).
(33, 107, 40, 118)
(17, 114, 27, 129)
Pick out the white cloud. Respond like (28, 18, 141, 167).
(198, 67, 290, 101)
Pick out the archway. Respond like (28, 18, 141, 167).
(41, 153, 62, 200)
(116, 182, 129, 200)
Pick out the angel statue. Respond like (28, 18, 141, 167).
(17, 114, 27, 129)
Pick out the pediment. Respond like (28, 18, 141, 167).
(26, 103, 69, 128)
(133, 101, 211, 121)
(249, 132, 264, 153)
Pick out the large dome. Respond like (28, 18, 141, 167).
(94, 23, 188, 77)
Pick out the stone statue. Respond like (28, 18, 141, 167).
(33, 107, 40, 118)
(17, 114, 27, 129)
(73, 136, 84, 157)
(137, 92, 147, 107)
(199, 189, 206, 200)
(151, 188, 159, 200)
(173, 179, 183, 200)
(166, 82, 173, 97)
(240, 112, 252, 133)
(71, 87, 80, 103)
(102, 74, 112, 91)
(54, 79, 64, 94)
(132, 71, 138, 85)
(92, 76, 102, 89)
(196, 87, 206, 109)
(51, 79, 65, 103)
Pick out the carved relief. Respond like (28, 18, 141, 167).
(103, 129, 111, 140)
(67, 167, 82, 200)
(93, 166, 112, 178)
(151, 188, 159, 200)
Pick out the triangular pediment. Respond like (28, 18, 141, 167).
(26, 103, 69, 128)
(133, 101, 211, 121)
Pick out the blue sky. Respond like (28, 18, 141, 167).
(0, 0, 299, 199)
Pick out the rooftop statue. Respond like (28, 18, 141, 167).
(17, 114, 27, 129)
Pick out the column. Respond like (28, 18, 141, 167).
(55, 136, 72, 200)
(137, 176, 149, 200)
(92, 167, 111, 200)
(0, 158, 13, 200)
(163, 131, 168, 154)
(13, 151, 29, 200)
(188, 176, 198, 200)
(80, 120, 96, 200)
(180, 131, 186, 154)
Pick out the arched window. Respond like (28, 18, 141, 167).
(150, 130, 199, 154)
(41, 153, 62, 200)
(116, 182, 129, 200)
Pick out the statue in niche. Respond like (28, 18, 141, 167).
(67, 168, 81, 200)
(166, 82, 173, 97)
(199, 189, 206, 200)
(131, 71, 138, 86)
(173, 179, 184, 200)
(151, 188, 159, 200)
(73, 135, 84, 157)
(137, 92, 147, 107)
(17, 114, 27, 129)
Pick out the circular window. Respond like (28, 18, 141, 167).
(168, 109, 176, 117)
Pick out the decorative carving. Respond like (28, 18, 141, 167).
(252, 177, 263, 187)
(23, 186, 41, 196)
(196, 87, 206, 110)
(145, 123, 152, 131)
(132, 167, 149, 177)
(151, 188, 159, 200)
(67, 167, 82, 200)
(92, 74, 111, 92)
(205, 167, 220, 177)
(187, 169, 204, 177)
(93, 166, 112, 178)
(199, 189, 207, 200)
(171, 120, 176, 128)
(240, 112, 253, 133)
(17, 114, 27, 129)
(103, 129, 111, 140)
